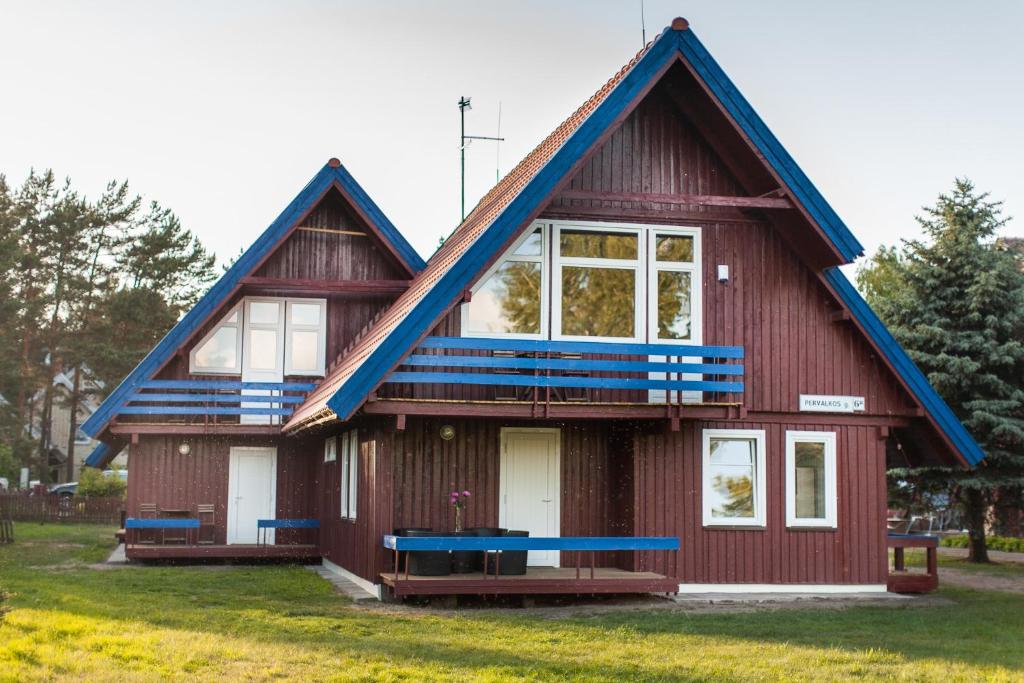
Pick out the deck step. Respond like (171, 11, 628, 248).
(308, 565, 378, 603)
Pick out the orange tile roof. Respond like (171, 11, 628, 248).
(285, 39, 655, 431)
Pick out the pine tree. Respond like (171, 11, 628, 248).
(858, 179, 1024, 561)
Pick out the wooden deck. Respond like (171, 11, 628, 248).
(125, 543, 319, 560)
(380, 566, 678, 596)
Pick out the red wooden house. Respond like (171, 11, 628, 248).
(84, 19, 978, 598)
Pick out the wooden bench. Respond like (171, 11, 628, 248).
(257, 518, 320, 546)
(125, 517, 200, 546)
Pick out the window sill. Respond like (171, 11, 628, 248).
(703, 524, 767, 531)
(786, 525, 838, 532)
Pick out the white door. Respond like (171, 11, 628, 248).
(241, 299, 285, 425)
(227, 447, 277, 544)
(500, 428, 560, 567)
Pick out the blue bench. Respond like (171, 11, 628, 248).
(125, 517, 200, 545)
(257, 519, 320, 546)
(382, 535, 680, 581)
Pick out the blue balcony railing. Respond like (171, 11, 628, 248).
(116, 380, 317, 421)
(383, 336, 744, 403)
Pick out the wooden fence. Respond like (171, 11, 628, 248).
(0, 493, 123, 525)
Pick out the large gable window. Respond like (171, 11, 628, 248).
(461, 220, 702, 345)
(189, 297, 326, 376)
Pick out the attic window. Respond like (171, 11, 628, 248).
(189, 297, 326, 376)
(191, 303, 243, 373)
(463, 226, 545, 337)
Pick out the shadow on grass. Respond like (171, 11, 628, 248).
(3, 526, 1023, 679)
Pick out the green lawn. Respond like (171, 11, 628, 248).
(2, 524, 1023, 681)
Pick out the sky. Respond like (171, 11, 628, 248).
(1, 1, 1022, 271)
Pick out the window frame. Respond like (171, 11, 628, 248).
(646, 226, 702, 344)
(552, 221, 644, 342)
(702, 428, 767, 528)
(785, 430, 838, 529)
(461, 222, 548, 340)
(323, 436, 337, 463)
(242, 298, 286, 376)
(188, 301, 244, 374)
(284, 298, 328, 376)
(339, 430, 358, 521)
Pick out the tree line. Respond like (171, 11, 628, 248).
(858, 179, 1024, 561)
(0, 170, 217, 484)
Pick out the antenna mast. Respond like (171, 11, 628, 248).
(459, 96, 505, 222)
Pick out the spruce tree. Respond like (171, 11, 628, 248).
(858, 179, 1024, 561)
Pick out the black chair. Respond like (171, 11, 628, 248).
(454, 527, 505, 573)
(485, 530, 529, 575)
(404, 530, 451, 576)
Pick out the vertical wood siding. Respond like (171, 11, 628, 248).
(126, 435, 317, 546)
(318, 422, 393, 582)
(632, 421, 888, 585)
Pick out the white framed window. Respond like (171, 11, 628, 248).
(243, 298, 285, 375)
(702, 429, 767, 527)
(285, 299, 327, 376)
(340, 430, 358, 520)
(189, 297, 326, 376)
(463, 223, 547, 338)
(190, 302, 243, 374)
(323, 436, 337, 463)
(647, 227, 702, 342)
(785, 431, 837, 528)
(553, 221, 643, 341)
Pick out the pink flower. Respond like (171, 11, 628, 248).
(462, 490, 471, 497)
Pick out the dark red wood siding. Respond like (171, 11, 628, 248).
(126, 435, 318, 546)
(631, 421, 888, 585)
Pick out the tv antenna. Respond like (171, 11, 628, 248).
(459, 96, 505, 221)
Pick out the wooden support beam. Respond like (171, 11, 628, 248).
(109, 423, 282, 436)
(541, 205, 756, 225)
(296, 226, 367, 237)
(557, 190, 793, 210)
(241, 277, 409, 295)
(830, 309, 852, 323)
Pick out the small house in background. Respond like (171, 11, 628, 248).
(28, 368, 127, 482)
(83, 19, 981, 599)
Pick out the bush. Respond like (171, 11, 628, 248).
(77, 468, 126, 499)
(940, 534, 1024, 553)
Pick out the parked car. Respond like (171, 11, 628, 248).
(49, 482, 78, 497)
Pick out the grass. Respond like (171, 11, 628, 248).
(898, 547, 1024, 578)
(0, 524, 1022, 681)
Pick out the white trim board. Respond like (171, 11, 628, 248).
(321, 557, 381, 600)
(678, 583, 888, 594)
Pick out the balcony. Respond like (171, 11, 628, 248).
(110, 379, 317, 433)
(373, 336, 744, 420)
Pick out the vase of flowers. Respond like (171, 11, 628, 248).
(449, 489, 471, 532)
(449, 489, 477, 573)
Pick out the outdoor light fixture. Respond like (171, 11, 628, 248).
(440, 425, 456, 441)
(717, 264, 729, 284)
(178, 442, 191, 456)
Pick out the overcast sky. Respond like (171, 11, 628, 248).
(1, 1, 1021, 270)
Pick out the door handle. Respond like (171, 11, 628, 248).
(541, 499, 552, 503)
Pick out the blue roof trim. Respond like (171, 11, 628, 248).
(84, 442, 111, 468)
(83, 162, 420, 437)
(325, 28, 681, 420)
(823, 267, 984, 466)
(677, 30, 864, 262)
